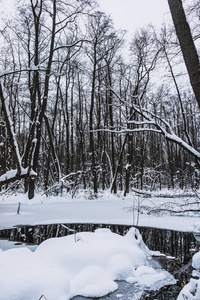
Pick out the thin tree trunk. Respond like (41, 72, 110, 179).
(107, 67, 116, 193)
(90, 57, 98, 194)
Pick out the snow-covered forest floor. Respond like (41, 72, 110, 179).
(0, 189, 199, 231)
(1, 189, 200, 300)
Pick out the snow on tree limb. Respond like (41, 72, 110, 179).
(129, 105, 200, 160)
(0, 80, 37, 187)
(0, 79, 22, 173)
(0, 168, 37, 187)
(92, 128, 162, 134)
(40, 171, 83, 196)
(109, 87, 200, 161)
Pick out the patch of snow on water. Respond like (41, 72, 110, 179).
(0, 227, 176, 300)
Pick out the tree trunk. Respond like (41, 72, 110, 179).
(90, 62, 98, 194)
(107, 67, 117, 193)
(29, 0, 57, 199)
(168, 0, 200, 108)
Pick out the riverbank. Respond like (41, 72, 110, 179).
(0, 190, 199, 231)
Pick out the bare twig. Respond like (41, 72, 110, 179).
(148, 208, 200, 215)
(39, 295, 47, 300)
(61, 224, 77, 242)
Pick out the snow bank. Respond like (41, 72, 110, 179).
(0, 227, 175, 300)
(192, 222, 200, 234)
(177, 278, 200, 300)
(0, 192, 198, 231)
(177, 250, 200, 300)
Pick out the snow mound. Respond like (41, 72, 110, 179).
(192, 251, 200, 270)
(0, 227, 175, 300)
(177, 278, 200, 300)
(192, 222, 200, 233)
(178, 250, 200, 300)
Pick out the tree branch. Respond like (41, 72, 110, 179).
(0, 80, 21, 173)
(110, 88, 200, 161)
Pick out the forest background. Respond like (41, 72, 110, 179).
(0, 0, 200, 199)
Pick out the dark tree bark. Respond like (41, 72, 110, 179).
(90, 59, 98, 194)
(168, 0, 200, 108)
(23, 0, 42, 194)
(107, 66, 116, 193)
(0, 82, 21, 173)
(29, 0, 57, 199)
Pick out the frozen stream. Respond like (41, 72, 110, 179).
(0, 192, 199, 299)
(0, 223, 196, 300)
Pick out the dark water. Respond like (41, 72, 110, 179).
(0, 223, 197, 299)
(0, 223, 196, 262)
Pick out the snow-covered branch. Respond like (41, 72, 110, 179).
(148, 207, 200, 215)
(0, 80, 37, 187)
(92, 128, 162, 134)
(127, 120, 156, 126)
(0, 80, 22, 173)
(131, 108, 200, 160)
(0, 168, 37, 187)
(60, 170, 83, 182)
(110, 88, 200, 161)
(41, 171, 83, 196)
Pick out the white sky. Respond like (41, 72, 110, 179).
(98, 0, 171, 39)
(0, 0, 170, 35)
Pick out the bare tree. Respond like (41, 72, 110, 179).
(0, 0, 94, 197)
(85, 11, 119, 193)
